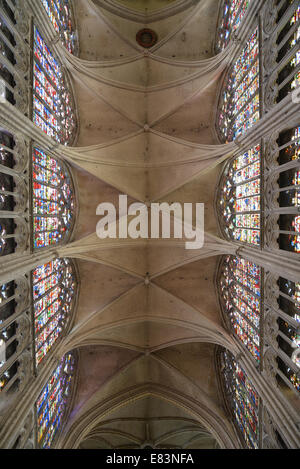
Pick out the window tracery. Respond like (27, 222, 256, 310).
(217, 28, 260, 142)
(32, 258, 76, 366)
(216, 0, 252, 52)
(0, 130, 29, 257)
(0, 276, 32, 396)
(0, 1, 16, 107)
(277, 277, 300, 393)
(219, 350, 260, 449)
(276, 2, 300, 103)
(33, 26, 76, 145)
(263, 0, 299, 110)
(277, 126, 300, 253)
(32, 147, 75, 249)
(218, 255, 262, 363)
(218, 144, 261, 246)
(40, 0, 77, 55)
(36, 352, 75, 449)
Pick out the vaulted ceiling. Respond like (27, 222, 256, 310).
(59, 0, 239, 449)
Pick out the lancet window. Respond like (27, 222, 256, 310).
(218, 28, 260, 142)
(32, 147, 75, 249)
(32, 258, 76, 366)
(219, 255, 262, 362)
(219, 350, 260, 449)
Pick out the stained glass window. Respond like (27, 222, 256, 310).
(32, 147, 75, 249)
(216, 0, 252, 52)
(32, 258, 76, 366)
(277, 278, 300, 393)
(218, 28, 260, 142)
(33, 27, 76, 145)
(278, 127, 300, 253)
(219, 144, 261, 246)
(40, 0, 77, 55)
(276, 2, 300, 103)
(221, 350, 260, 449)
(37, 352, 75, 449)
(219, 256, 261, 362)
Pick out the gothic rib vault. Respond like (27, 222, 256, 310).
(51, 0, 241, 449)
(2, 0, 300, 450)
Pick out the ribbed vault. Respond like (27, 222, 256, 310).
(57, 0, 241, 449)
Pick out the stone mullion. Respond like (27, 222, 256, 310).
(275, 1, 299, 38)
(278, 62, 300, 94)
(0, 1, 26, 47)
(267, 206, 299, 216)
(0, 305, 29, 332)
(263, 272, 300, 446)
(270, 159, 300, 174)
(235, 344, 300, 448)
(278, 329, 298, 349)
(0, 0, 31, 115)
(274, 343, 299, 375)
(0, 351, 61, 448)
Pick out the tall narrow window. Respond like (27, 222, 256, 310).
(33, 27, 76, 145)
(36, 352, 75, 449)
(277, 126, 300, 253)
(218, 28, 260, 142)
(40, 0, 77, 55)
(219, 350, 260, 449)
(216, 0, 252, 52)
(32, 259, 76, 366)
(0, 130, 16, 256)
(219, 256, 262, 362)
(0, 277, 32, 396)
(218, 144, 261, 246)
(32, 147, 75, 249)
